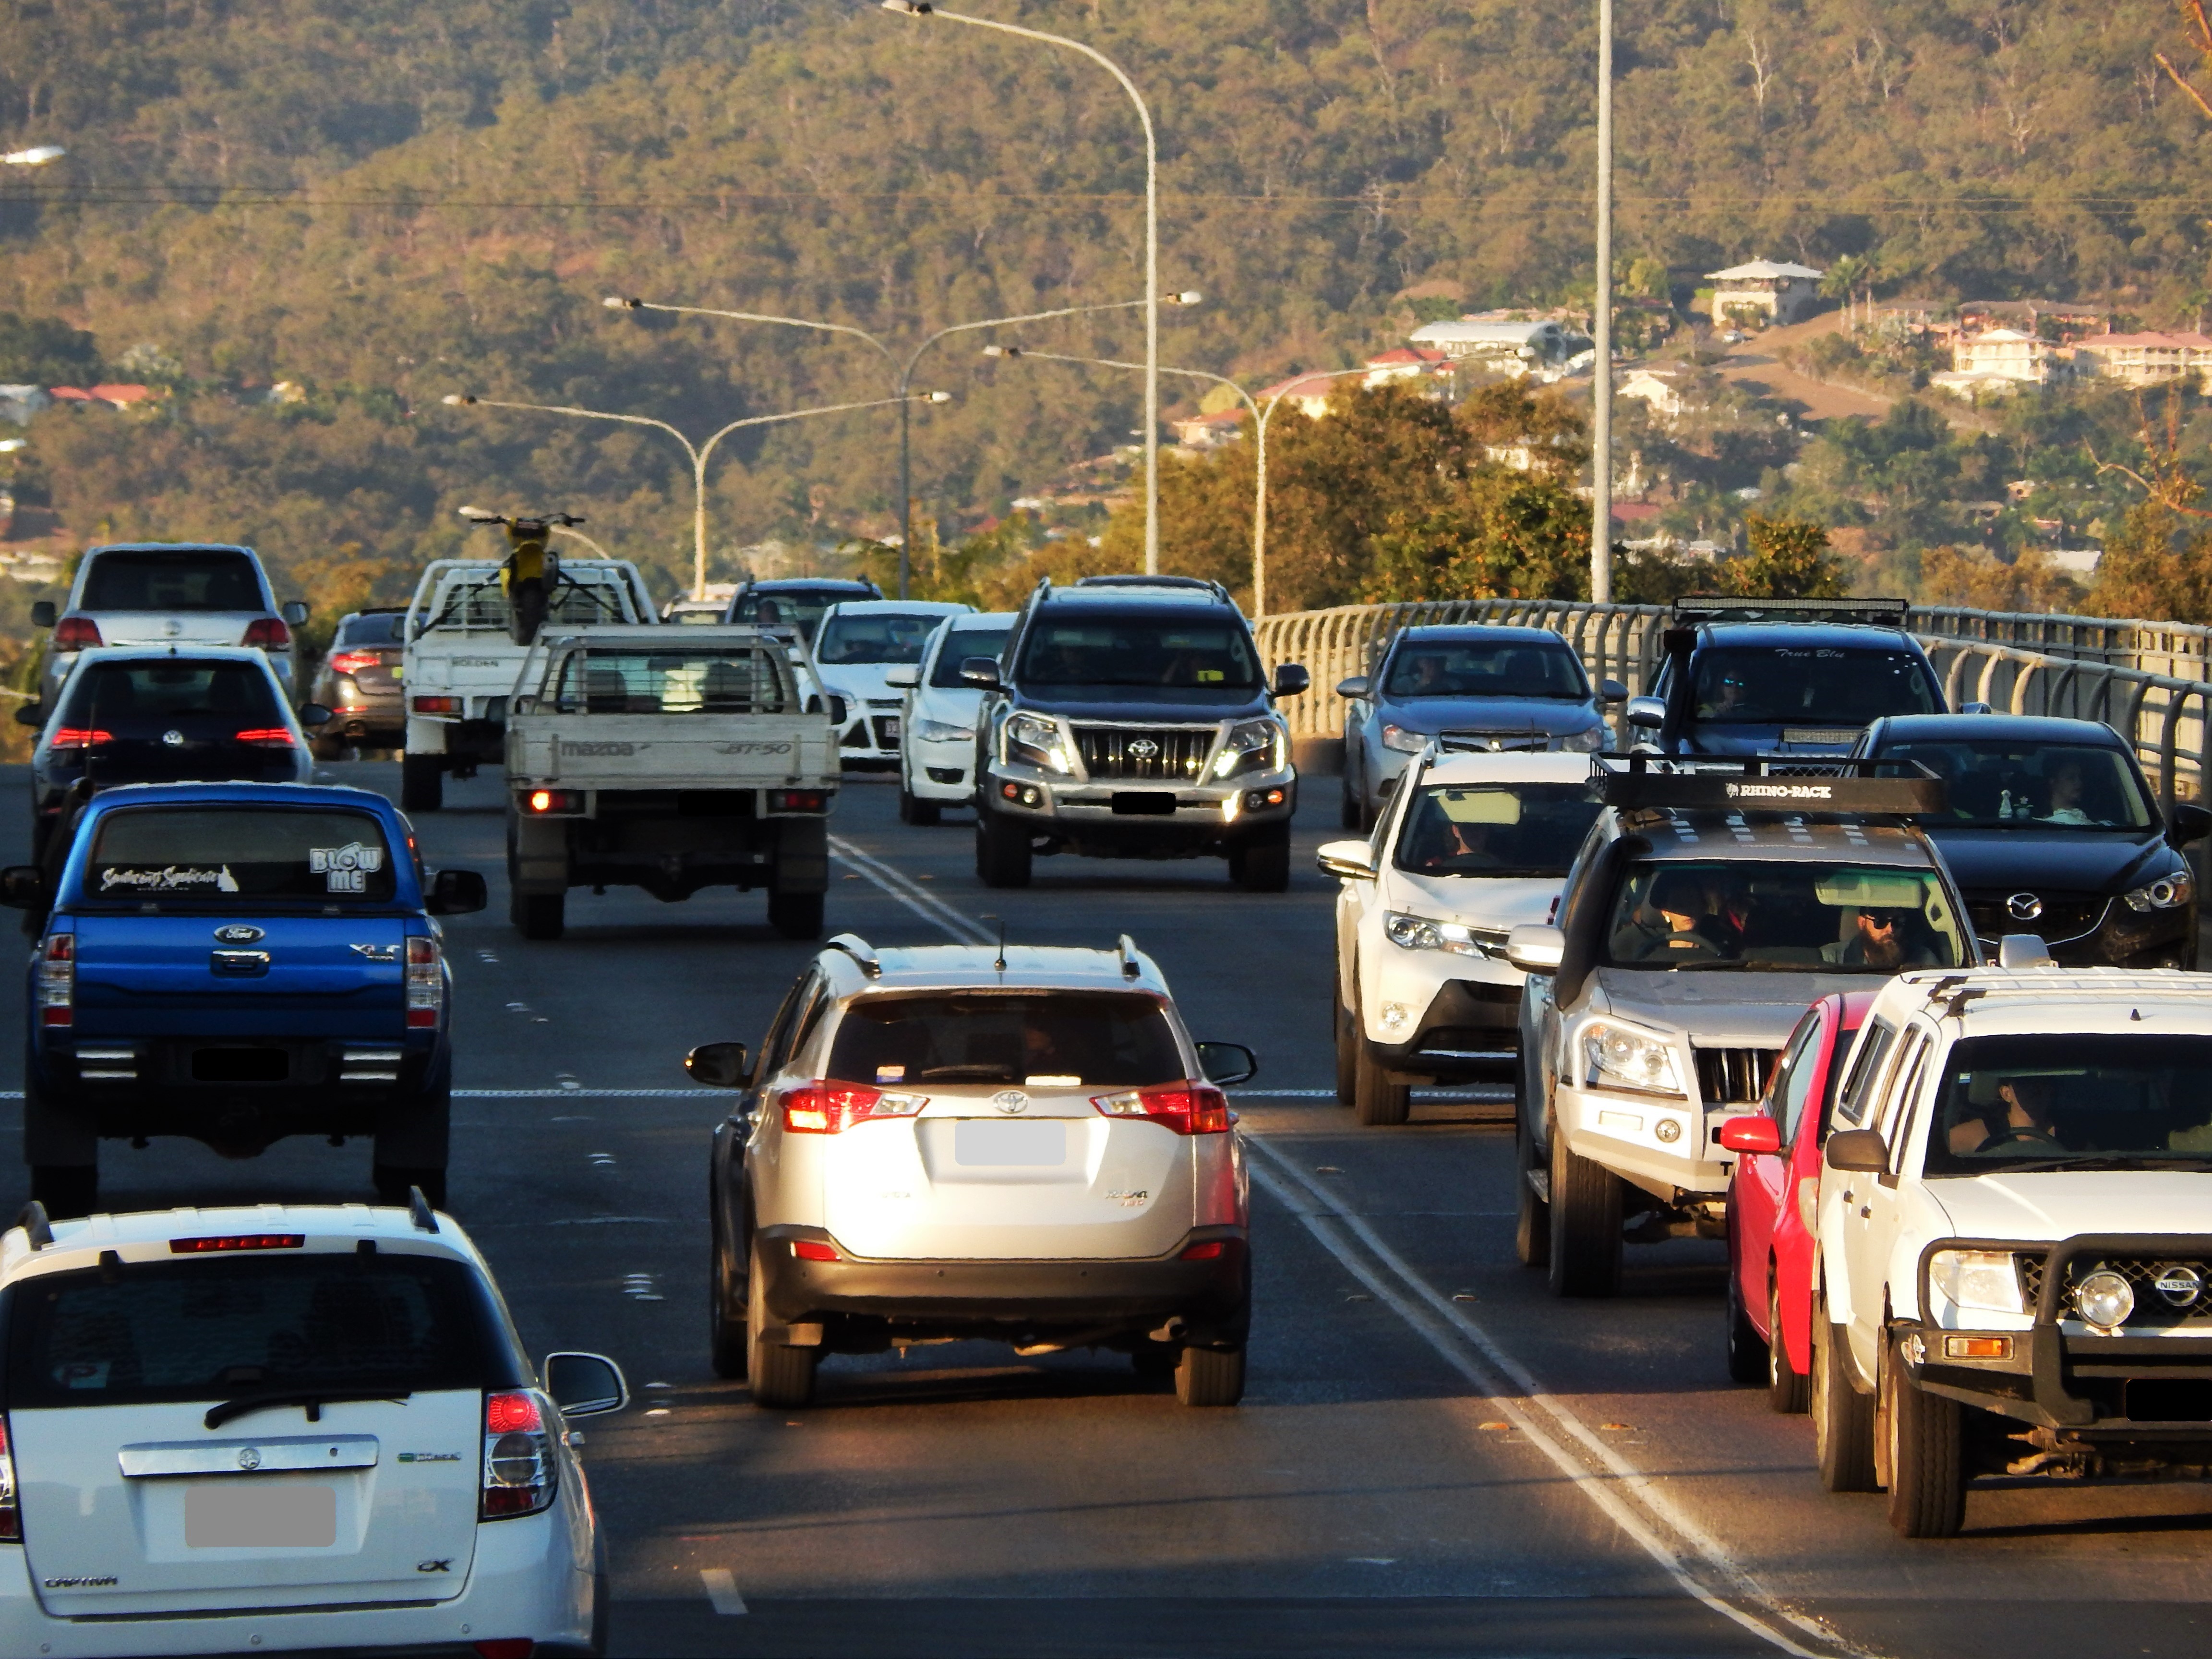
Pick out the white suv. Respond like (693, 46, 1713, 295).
(811, 599, 974, 771)
(0, 1197, 627, 1656)
(692, 934, 1256, 1408)
(1811, 962, 2212, 1537)
(889, 610, 1017, 823)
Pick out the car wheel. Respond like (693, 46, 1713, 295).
(589, 1531, 611, 1658)
(1726, 1262, 1767, 1384)
(768, 889, 824, 940)
(514, 890, 565, 941)
(1546, 1123, 1622, 1298)
(1233, 826, 1291, 893)
(709, 1211, 748, 1381)
(1174, 1343, 1245, 1407)
(899, 785, 942, 827)
(1514, 1082, 1551, 1270)
(1353, 1037, 1411, 1126)
(1812, 1298, 1879, 1493)
(1340, 779, 1363, 830)
(1884, 1336, 1967, 1537)
(1768, 1272, 1809, 1414)
(1130, 1343, 1178, 1383)
(400, 753, 444, 812)
(29, 1163, 96, 1220)
(1334, 987, 1359, 1107)
(373, 1166, 446, 1210)
(746, 1243, 817, 1408)
(976, 805, 1033, 888)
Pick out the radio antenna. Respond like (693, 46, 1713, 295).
(980, 914, 1007, 973)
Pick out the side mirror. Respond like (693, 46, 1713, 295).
(1624, 695, 1666, 730)
(1316, 838, 1376, 879)
(1824, 1128, 1888, 1173)
(884, 665, 921, 690)
(1334, 675, 1370, 699)
(29, 600, 53, 628)
(1195, 1041, 1257, 1087)
(685, 1041, 751, 1088)
(12, 702, 42, 729)
(2169, 801, 2212, 847)
(1719, 1115, 1781, 1154)
(1504, 923, 1566, 974)
(1599, 678, 1628, 702)
(542, 1351, 628, 1418)
(958, 656, 1002, 690)
(427, 868, 488, 915)
(281, 600, 311, 626)
(0, 866, 48, 909)
(1272, 663, 1310, 699)
(297, 702, 335, 727)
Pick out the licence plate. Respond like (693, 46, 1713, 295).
(185, 1482, 337, 1548)
(1781, 728, 1859, 745)
(955, 1119, 1067, 1166)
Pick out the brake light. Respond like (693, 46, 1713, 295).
(327, 649, 382, 676)
(1091, 1083, 1230, 1135)
(769, 788, 829, 812)
(480, 1390, 554, 1519)
(38, 933, 72, 1028)
(52, 615, 100, 650)
(170, 1234, 305, 1253)
(526, 789, 583, 814)
(472, 1642, 536, 1659)
(232, 727, 296, 747)
(413, 696, 462, 715)
(780, 1081, 929, 1134)
(792, 1239, 841, 1262)
(242, 616, 292, 649)
(0, 1417, 17, 1542)
(47, 727, 112, 751)
(1180, 1240, 1226, 1261)
(406, 936, 441, 1028)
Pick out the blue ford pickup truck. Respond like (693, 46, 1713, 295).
(1, 781, 487, 1215)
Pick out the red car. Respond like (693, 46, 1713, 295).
(1719, 989, 1875, 1411)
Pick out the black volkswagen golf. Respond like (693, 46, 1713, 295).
(1856, 713, 2211, 967)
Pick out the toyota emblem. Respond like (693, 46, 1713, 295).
(2156, 1265, 2205, 1309)
(1126, 738, 1160, 759)
(2006, 892, 2043, 922)
(992, 1090, 1029, 1115)
(237, 1447, 262, 1471)
(161, 729, 187, 748)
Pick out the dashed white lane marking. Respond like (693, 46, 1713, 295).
(699, 1567, 748, 1615)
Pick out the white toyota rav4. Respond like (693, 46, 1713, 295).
(0, 1198, 627, 1657)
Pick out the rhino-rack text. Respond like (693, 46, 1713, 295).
(1727, 782, 1834, 800)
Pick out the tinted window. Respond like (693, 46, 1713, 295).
(82, 550, 263, 613)
(1925, 1034, 2212, 1173)
(732, 587, 864, 643)
(61, 661, 280, 730)
(1875, 738, 2152, 830)
(3, 1252, 526, 1408)
(1394, 781, 1603, 878)
(930, 627, 1013, 687)
(548, 648, 788, 714)
(337, 613, 406, 646)
(1771, 1009, 1822, 1144)
(87, 807, 397, 904)
(1693, 646, 1937, 723)
(1384, 639, 1588, 699)
(1604, 861, 1965, 971)
(817, 612, 954, 666)
(1017, 613, 1261, 689)
(1836, 1018, 1897, 1126)
(828, 992, 1183, 1088)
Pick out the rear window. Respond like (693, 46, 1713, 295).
(337, 613, 406, 646)
(546, 648, 789, 714)
(61, 661, 281, 731)
(419, 574, 629, 634)
(86, 807, 397, 904)
(827, 992, 1184, 1088)
(730, 587, 865, 643)
(1017, 612, 1261, 689)
(930, 626, 1013, 687)
(2, 1252, 527, 1409)
(817, 612, 954, 667)
(81, 550, 264, 613)
(1384, 638, 1588, 699)
(1693, 646, 1937, 724)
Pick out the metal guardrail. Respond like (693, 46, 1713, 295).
(1913, 607, 2212, 680)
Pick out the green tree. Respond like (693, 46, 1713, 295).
(1728, 513, 1846, 598)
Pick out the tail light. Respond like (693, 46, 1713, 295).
(472, 1642, 536, 1659)
(413, 696, 462, 715)
(479, 1391, 554, 1519)
(241, 616, 291, 649)
(406, 936, 441, 1029)
(327, 649, 382, 676)
(791, 1239, 841, 1262)
(47, 727, 112, 751)
(780, 1081, 928, 1134)
(39, 933, 72, 1028)
(1091, 1083, 1230, 1135)
(53, 616, 100, 650)
(232, 727, 296, 747)
(0, 1415, 19, 1541)
(525, 789, 583, 814)
(769, 788, 829, 812)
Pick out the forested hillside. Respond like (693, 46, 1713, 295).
(0, 0, 2201, 613)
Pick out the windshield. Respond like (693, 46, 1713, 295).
(3, 1252, 525, 1409)
(817, 612, 953, 667)
(86, 807, 397, 905)
(1384, 639, 1589, 700)
(1924, 1034, 2212, 1173)
(930, 627, 1013, 687)
(828, 991, 1183, 1088)
(1693, 646, 1937, 724)
(81, 550, 263, 613)
(731, 587, 865, 643)
(61, 661, 282, 731)
(548, 648, 789, 714)
(1395, 781, 1602, 877)
(1604, 859, 1965, 971)
(1017, 613, 1262, 690)
(1875, 739, 2153, 831)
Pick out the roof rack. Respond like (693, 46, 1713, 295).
(1590, 752, 1946, 816)
(1073, 574, 1226, 597)
(1672, 594, 1911, 630)
(1117, 934, 1143, 980)
(826, 932, 882, 978)
(14, 1200, 52, 1251)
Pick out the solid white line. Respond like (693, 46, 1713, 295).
(829, 835, 994, 944)
(699, 1566, 749, 1615)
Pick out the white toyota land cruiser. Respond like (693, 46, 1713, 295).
(1812, 960, 2212, 1537)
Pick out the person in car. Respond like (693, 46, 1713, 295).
(1823, 905, 1937, 970)
(1946, 1072, 2067, 1155)
(1627, 868, 1731, 959)
(2040, 757, 2093, 825)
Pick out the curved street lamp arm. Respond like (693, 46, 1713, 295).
(454, 396, 702, 465)
(694, 392, 941, 469)
(615, 300, 896, 366)
(899, 299, 1150, 388)
(990, 348, 1258, 416)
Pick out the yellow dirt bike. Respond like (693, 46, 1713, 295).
(458, 508, 586, 645)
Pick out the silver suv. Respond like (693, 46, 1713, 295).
(692, 933, 1257, 1408)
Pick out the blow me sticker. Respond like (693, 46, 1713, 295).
(309, 842, 385, 893)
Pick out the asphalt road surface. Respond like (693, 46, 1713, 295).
(2, 762, 2209, 1659)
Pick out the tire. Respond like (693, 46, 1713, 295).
(589, 1532, 611, 1659)
(709, 1211, 748, 1381)
(1233, 827, 1291, 893)
(400, 753, 444, 812)
(373, 1166, 446, 1210)
(1885, 1338, 1967, 1537)
(746, 1244, 817, 1408)
(898, 786, 941, 827)
(976, 805, 1033, 889)
(509, 575, 549, 646)
(1340, 782, 1363, 830)
(1353, 1037, 1411, 1127)
(29, 1163, 96, 1219)
(1514, 1083, 1551, 1270)
(515, 890, 565, 941)
(1546, 1123, 1622, 1298)
(1726, 1262, 1768, 1384)
(1334, 989, 1358, 1107)
(1768, 1273, 1809, 1414)
(1131, 1344, 1178, 1382)
(1174, 1343, 1246, 1407)
(1813, 1301, 1879, 1493)
(768, 889, 824, 940)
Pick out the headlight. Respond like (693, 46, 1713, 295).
(1381, 723, 1428, 755)
(1562, 726, 1606, 753)
(1580, 1020, 1685, 1098)
(1384, 911, 1494, 958)
(1213, 718, 1286, 779)
(2074, 1269, 2134, 1331)
(1928, 1248, 2026, 1316)
(913, 717, 974, 744)
(2124, 871, 2193, 912)
(1005, 711, 1073, 774)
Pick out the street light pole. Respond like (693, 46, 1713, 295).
(442, 390, 950, 600)
(1590, 0, 1615, 604)
(882, 1, 1161, 572)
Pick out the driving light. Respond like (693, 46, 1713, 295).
(1929, 1248, 2027, 1316)
(1654, 1117, 1682, 1142)
(2125, 872, 2193, 912)
(1384, 911, 1493, 958)
(2075, 1269, 2135, 1332)
(1581, 1020, 1684, 1098)
(1381, 723, 1428, 754)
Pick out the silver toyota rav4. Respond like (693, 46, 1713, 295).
(691, 934, 1257, 1408)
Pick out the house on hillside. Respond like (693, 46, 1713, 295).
(1707, 260, 1822, 327)
(1927, 328, 2065, 397)
(1958, 299, 2107, 341)
(2072, 332, 2212, 386)
(1253, 370, 1349, 420)
(1173, 409, 1245, 452)
(1616, 365, 1688, 421)
(1408, 317, 1572, 377)
(1362, 345, 1453, 390)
